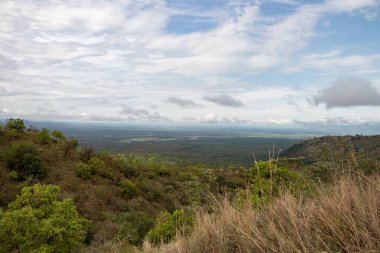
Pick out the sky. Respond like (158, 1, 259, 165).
(1, 0, 380, 127)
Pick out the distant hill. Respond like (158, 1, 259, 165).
(281, 135, 380, 162)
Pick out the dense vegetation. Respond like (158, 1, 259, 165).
(0, 119, 379, 252)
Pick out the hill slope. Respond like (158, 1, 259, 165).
(281, 135, 380, 162)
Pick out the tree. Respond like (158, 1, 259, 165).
(5, 141, 47, 179)
(0, 184, 88, 253)
(51, 130, 65, 141)
(146, 209, 194, 246)
(5, 118, 25, 132)
(37, 128, 52, 144)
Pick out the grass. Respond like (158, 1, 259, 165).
(142, 174, 380, 253)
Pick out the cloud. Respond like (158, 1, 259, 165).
(204, 94, 244, 107)
(165, 96, 202, 108)
(313, 76, 380, 108)
(183, 113, 218, 123)
(0, 0, 379, 123)
(0, 108, 9, 114)
(120, 105, 170, 121)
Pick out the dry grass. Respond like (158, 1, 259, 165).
(143, 175, 380, 253)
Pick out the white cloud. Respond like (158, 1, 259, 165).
(0, 0, 379, 123)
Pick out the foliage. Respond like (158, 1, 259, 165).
(6, 118, 25, 132)
(80, 146, 95, 162)
(109, 211, 155, 245)
(37, 128, 52, 144)
(88, 157, 106, 174)
(4, 141, 47, 179)
(8, 170, 20, 180)
(146, 209, 194, 246)
(235, 161, 305, 208)
(63, 138, 79, 156)
(5, 129, 18, 139)
(119, 179, 137, 198)
(51, 130, 66, 141)
(0, 184, 88, 253)
(75, 162, 93, 180)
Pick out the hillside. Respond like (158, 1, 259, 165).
(282, 135, 380, 162)
(0, 119, 379, 252)
(0, 120, 249, 251)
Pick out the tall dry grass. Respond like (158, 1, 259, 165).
(142, 175, 380, 253)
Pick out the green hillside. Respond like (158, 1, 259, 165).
(0, 119, 249, 252)
(0, 119, 379, 252)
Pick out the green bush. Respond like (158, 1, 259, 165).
(234, 161, 305, 208)
(4, 141, 47, 179)
(37, 128, 52, 144)
(110, 211, 154, 245)
(5, 118, 25, 132)
(5, 129, 17, 139)
(51, 130, 65, 141)
(146, 209, 194, 246)
(119, 179, 137, 198)
(8, 171, 19, 180)
(75, 162, 93, 180)
(88, 157, 106, 173)
(0, 184, 88, 253)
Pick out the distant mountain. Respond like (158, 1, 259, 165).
(281, 135, 380, 162)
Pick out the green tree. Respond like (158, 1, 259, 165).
(0, 184, 88, 253)
(37, 128, 52, 144)
(51, 130, 66, 141)
(6, 118, 25, 132)
(146, 209, 194, 246)
(5, 141, 47, 179)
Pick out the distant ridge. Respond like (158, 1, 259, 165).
(281, 135, 380, 162)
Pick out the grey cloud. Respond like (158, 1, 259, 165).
(120, 106, 150, 117)
(313, 76, 380, 108)
(203, 94, 244, 107)
(120, 105, 170, 121)
(165, 96, 202, 108)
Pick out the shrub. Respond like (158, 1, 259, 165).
(5, 118, 25, 132)
(146, 209, 194, 246)
(51, 130, 65, 141)
(4, 141, 46, 179)
(75, 162, 93, 180)
(63, 138, 79, 156)
(0, 184, 88, 253)
(37, 128, 52, 144)
(234, 161, 305, 208)
(111, 211, 154, 245)
(88, 157, 106, 174)
(119, 179, 137, 198)
(80, 146, 95, 162)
